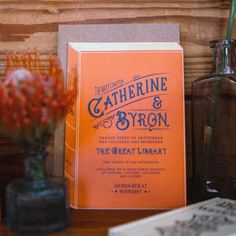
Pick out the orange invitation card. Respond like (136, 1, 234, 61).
(65, 42, 186, 209)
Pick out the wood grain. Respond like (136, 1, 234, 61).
(0, 209, 165, 236)
(0, 1, 234, 91)
(0, 0, 235, 207)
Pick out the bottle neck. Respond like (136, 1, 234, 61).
(24, 150, 47, 183)
(212, 40, 236, 75)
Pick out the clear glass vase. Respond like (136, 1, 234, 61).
(192, 39, 236, 201)
(6, 146, 70, 233)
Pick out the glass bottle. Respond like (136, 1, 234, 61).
(192, 39, 236, 201)
(6, 146, 70, 234)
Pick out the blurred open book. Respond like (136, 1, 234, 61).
(109, 198, 236, 236)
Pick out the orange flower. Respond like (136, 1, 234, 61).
(0, 52, 75, 147)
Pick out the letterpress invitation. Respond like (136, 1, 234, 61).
(65, 42, 186, 209)
(55, 24, 180, 177)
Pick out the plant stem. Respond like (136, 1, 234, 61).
(226, 0, 236, 40)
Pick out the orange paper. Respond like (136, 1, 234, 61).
(65, 42, 186, 209)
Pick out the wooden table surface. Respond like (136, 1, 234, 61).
(0, 209, 164, 236)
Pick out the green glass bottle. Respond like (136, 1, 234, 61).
(6, 146, 70, 234)
(192, 39, 236, 201)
